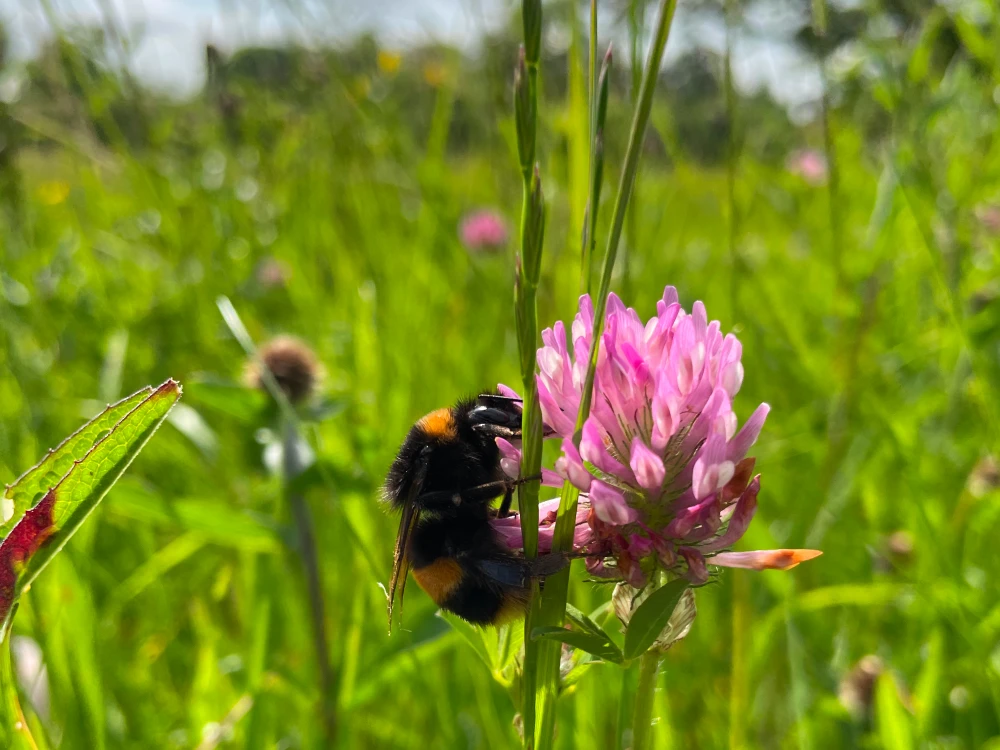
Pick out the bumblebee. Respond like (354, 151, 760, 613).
(383, 392, 566, 629)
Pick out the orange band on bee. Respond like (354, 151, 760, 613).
(418, 408, 458, 440)
(411, 557, 463, 605)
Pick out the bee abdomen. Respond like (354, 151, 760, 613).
(411, 557, 464, 606)
(442, 578, 525, 626)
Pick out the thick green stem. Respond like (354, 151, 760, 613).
(632, 651, 662, 750)
(515, 5, 545, 748)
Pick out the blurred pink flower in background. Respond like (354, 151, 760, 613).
(459, 209, 509, 251)
(787, 149, 828, 185)
(975, 203, 1000, 235)
(256, 257, 292, 288)
(492, 286, 821, 587)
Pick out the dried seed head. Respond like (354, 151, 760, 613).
(613, 583, 696, 653)
(968, 455, 1000, 498)
(886, 530, 914, 560)
(838, 655, 884, 721)
(244, 336, 322, 405)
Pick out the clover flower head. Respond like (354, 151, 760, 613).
(491, 286, 820, 587)
(459, 210, 509, 252)
(787, 149, 827, 185)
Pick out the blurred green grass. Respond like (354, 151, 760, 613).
(2, 2, 1000, 747)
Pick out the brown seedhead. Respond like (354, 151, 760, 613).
(245, 335, 322, 405)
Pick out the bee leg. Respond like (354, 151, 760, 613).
(497, 486, 514, 518)
(472, 424, 522, 439)
(416, 475, 542, 511)
(497, 472, 543, 517)
(476, 393, 523, 405)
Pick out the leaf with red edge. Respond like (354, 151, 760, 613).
(1, 388, 152, 538)
(0, 380, 181, 633)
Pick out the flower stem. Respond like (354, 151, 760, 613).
(575, 0, 678, 429)
(724, 0, 740, 318)
(632, 651, 662, 750)
(283, 419, 337, 742)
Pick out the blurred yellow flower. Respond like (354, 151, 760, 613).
(422, 61, 448, 88)
(37, 181, 70, 206)
(378, 50, 402, 75)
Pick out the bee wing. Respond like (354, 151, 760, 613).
(525, 552, 570, 578)
(387, 450, 430, 633)
(475, 553, 569, 590)
(388, 501, 419, 632)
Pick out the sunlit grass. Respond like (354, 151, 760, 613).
(1, 3, 999, 746)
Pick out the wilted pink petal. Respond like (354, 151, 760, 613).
(628, 534, 654, 558)
(711, 549, 823, 570)
(652, 536, 676, 568)
(698, 476, 759, 553)
(630, 438, 665, 490)
(590, 481, 638, 525)
(621, 556, 648, 588)
(721, 457, 756, 503)
(679, 547, 709, 584)
(586, 557, 616, 578)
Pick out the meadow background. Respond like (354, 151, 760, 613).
(1, 0, 1000, 747)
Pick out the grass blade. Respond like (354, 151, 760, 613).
(531, 626, 623, 664)
(535, 0, 680, 744)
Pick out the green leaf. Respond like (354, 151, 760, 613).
(914, 628, 944, 735)
(623, 579, 689, 661)
(531, 626, 623, 664)
(0, 380, 182, 632)
(436, 610, 496, 671)
(496, 621, 525, 673)
(876, 673, 915, 750)
(565, 603, 611, 640)
(1, 387, 151, 540)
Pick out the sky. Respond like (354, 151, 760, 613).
(0, 0, 822, 112)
